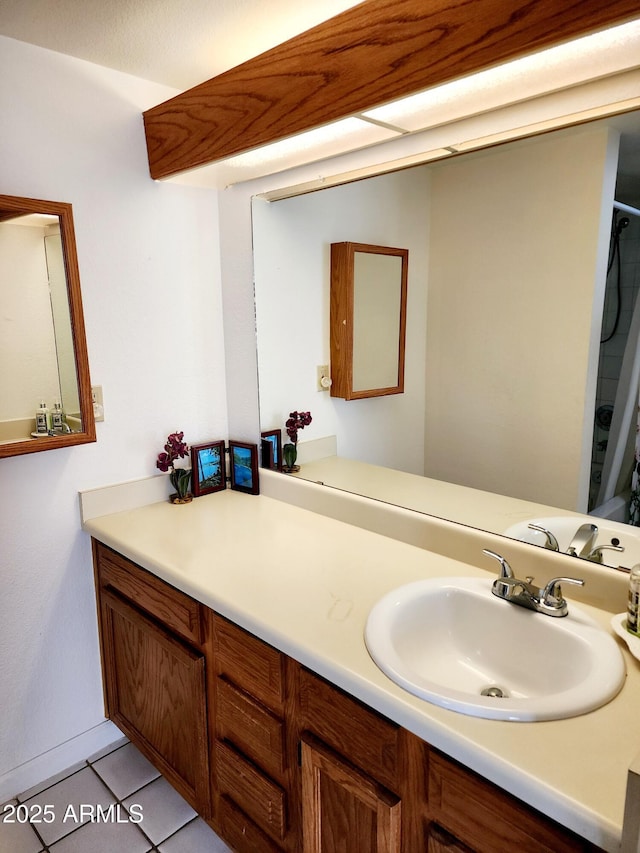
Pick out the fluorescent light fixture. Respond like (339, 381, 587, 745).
(452, 96, 640, 153)
(259, 147, 453, 202)
(168, 19, 640, 190)
(171, 116, 402, 188)
(362, 20, 640, 134)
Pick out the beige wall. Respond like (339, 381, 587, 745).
(424, 125, 619, 510)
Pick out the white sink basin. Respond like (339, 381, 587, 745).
(365, 577, 625, 721)
(503, 516, 640, 570)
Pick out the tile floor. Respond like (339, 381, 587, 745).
(0, 739, 232, 853)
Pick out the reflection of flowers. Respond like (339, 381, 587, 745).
(156, 431, 192, 501)
(283, 411, 312, 471)
(285, 411, 312, 444)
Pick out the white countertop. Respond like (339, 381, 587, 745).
(82, 488, 640, 851)
(293, 454, 590, 535)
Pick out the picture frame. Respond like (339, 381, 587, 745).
(229, 440, 260, 495)
(190, 440, 227, 497)
(261, 429, 282, 470)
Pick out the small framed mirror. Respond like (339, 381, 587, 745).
(330, 242, 408, 400)
(0, 194, 96, 457)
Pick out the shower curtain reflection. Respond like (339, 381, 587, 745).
(592, 205, 640, 519)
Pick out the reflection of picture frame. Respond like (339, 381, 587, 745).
(261, 429, 282, 470)
(229, 440, 260, 495)
(191, 441, 227, 497)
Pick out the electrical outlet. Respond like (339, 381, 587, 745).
(317, 365, 331, 391)
(91, 385, 105, 422)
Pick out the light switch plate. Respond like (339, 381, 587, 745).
(317, 365, 331, 391)
(91, 385, 104, 422)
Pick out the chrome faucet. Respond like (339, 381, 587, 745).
(527, 521, 625, 564)
(483, 549, 584, 617)
(566, 523, 598, 558)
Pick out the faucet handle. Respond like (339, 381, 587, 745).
(587, 544, 624, 564)
(542, 576, 585, 607)
(483, 549, 514, 578)
(527, 524, 560, 551)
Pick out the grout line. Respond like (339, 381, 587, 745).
(156, 815, 201, 848)
(86, 740, 130, 766)
(16, 764, 88, 805)
(84, 762, 157, 848)
(9, 740, 199, 852)
(16, 762, 93, 852)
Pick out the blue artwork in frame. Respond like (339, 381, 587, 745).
(229, 440, 260, 495)
(191, 440, 226, 496)
(261, 429, 282, 470)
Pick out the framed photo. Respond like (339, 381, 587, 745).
(229, 440, 260, 495)
(190, 440, 227, 497)
(261, 429, 282, 470)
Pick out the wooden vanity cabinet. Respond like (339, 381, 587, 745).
(93, 541, 605, 853)
(92, 541, 210, 816)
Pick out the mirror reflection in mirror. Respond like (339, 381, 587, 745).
(253, 110, 640, 563)
(0, 195, 95, 457)
(330, 242, 408, 399)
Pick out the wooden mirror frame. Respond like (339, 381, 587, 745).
(0, 194, 96, 458)
(330, 242, 408, 400)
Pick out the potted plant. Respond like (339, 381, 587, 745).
(282, 411, 312, 473)
(156, 431, 192, 503)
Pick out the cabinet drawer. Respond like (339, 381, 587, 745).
(428, 751, 599, 853)
(215, 741, 287, 841)
(214, 615, 285, 709)
(298, 668, 399, 791)
(217, 677, 286, 778)
(94, 541, 203, 646)
(217, 795, 284, 853)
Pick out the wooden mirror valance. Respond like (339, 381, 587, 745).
(142, 0, 640, 180)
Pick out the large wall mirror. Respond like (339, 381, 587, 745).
(0, 195, 95, 457)
(253, 107, 640, 564)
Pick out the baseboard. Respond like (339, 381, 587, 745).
(0, 720, 122, 803)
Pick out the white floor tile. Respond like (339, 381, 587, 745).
(0, 801, 44, 853)
(124, 776, 196, 845)
(91, 742, 159, 799)
(159, 817, 232, 853)
(22, 767, 116, 846)
(48, 816, 152, 853)
(17, 761, 86, 803)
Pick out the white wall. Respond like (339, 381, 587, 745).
(253, 168, 430, 474)
(0, 36, 227, 795)
(424, 125, 619, 510)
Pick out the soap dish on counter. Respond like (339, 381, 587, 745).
(611, 613, 640, 661)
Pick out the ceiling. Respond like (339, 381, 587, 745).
(0, 0, 361, 91)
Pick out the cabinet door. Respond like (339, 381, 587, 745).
(301, 735, 401, 853)
(100, 589, 210, 815)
